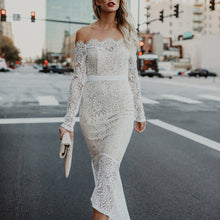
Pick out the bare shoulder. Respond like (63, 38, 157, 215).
(75, 23, 97, 44)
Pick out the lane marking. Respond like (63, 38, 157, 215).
(37, 96, 59, 106)
(198, 95, 220, 102)
(0, 97, 2, 101)
(142, 96, 159, 104)
(148, 119, 220, 152)
(161, 94, 202, 104)
(1, 117, 219, 152)
(143, 78, 220, 91)
(0, 117, 80, 124)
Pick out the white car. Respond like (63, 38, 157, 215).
(158, 67, 178, 79)
(0, 58, 10, 72)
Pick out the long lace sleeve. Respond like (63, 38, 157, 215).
(128, 55, 146, 122)
(61, 41, 87, 132)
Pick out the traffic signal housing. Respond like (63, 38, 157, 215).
(31, 11, 35, 22)
(1, 9, 6, 22)
(174, 4, 179, 18)
(159, 10, 164, 23)
(139, 40, 145, 56)
(209, 0, 215, 11)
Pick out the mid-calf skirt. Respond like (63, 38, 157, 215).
(79, 77, 135, 220)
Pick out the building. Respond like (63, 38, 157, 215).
(45, 0, 97, 56)
(143, 0, 220, 38)
(45, 0, 131, 63)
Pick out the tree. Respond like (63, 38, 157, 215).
(0, 35, 21, 64)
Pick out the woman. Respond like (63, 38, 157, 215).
(59, 0, 146, 219)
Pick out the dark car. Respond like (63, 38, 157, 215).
(188, 68, 217, 78)
(49, 65, 66, 74)
(39, 65, 50, 73)
(39, 65, 66, 74)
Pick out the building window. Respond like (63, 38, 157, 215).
(209, 24, 212, 28)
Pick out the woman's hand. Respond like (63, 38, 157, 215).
(134, 121, 146, 133)
(59, 126, 73, 141)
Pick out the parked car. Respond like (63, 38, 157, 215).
(49, 65, 66, 74)
(0, 58, 10, 72)
(158, 67, 178, 79)
(39, 65, 50, 73)
(39, 65, 66, 74)
(187, 68, 217, 78)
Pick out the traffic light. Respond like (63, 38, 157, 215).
(31, 11, 35, 22)
(139, 40, 145, 56)
(209, 0, 215, 11)
(174, 4, 179, 18)
(1, 9, 6, 22)
(159, 10, 164, 23)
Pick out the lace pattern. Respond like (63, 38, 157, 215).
(61, 38, 146, 132)
(90, 153, 131, 220)
(128, 55, 146, 122)
(60, 38, 145, 219)
(61, 41, 87, 132)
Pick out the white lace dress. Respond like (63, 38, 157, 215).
(61, 38, 146, 220)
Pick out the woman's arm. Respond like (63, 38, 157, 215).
(128, 54, 146, 122)
(60, 30, 87, 132)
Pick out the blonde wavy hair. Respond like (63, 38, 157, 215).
(92, 0, 139, 57)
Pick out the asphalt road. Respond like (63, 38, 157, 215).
(0, 65, 220, 220)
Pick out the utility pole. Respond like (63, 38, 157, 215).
(137, 0, 140, 36)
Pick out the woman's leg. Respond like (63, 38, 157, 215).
(93, 208, 109, 220)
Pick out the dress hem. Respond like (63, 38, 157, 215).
(91, 198, 113, 219)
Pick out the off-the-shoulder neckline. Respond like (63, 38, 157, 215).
(75, 37, 124, 46)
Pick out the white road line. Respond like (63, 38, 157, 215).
(144, 79, 220, 91)
(198, 95, 220, 102)
(0, 117, 80, 124)
(0, 97, 2, 101)
(148, 119, 220, 152)
(37, 96, 59, 106)
(161, 94, 202, 104)
(142, 96, 159, 104)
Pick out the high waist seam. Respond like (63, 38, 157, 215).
(86, 75, 128, 81)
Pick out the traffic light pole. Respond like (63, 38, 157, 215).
(137, 0, 140, 36)
(139, 10, 183, 28)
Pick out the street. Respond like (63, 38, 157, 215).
(0, 65, 220, 220)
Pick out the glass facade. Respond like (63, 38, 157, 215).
(45, 0, 131, 54)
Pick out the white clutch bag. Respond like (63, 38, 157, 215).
(59, 132, 73, 178)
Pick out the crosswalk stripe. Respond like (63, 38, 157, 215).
(198, 95, 220, 102)
(144, 79, 220, 91)
(161, 94, 202, 104)
(142, 96, 159, 104)
(37, 96, 59, 106)
(0, 117, 80, 124)
(148, 119, 220, 152)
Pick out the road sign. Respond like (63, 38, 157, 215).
(13, 14, 21, 21)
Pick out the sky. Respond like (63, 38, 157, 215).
(4, 0, 194, 59)
(5, 0, 46, 59)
